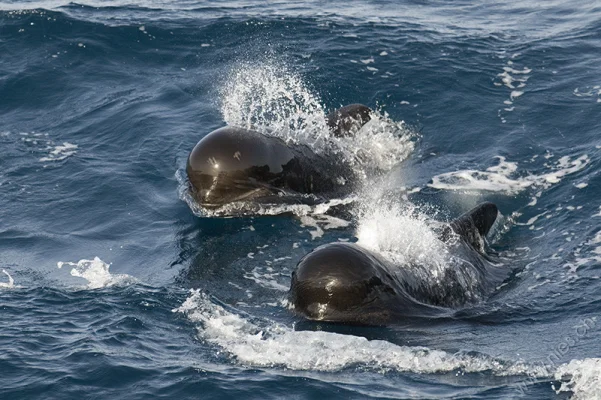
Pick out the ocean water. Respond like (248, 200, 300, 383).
(1, 1, 601, 398)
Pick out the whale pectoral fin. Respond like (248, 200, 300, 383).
(449, 202, 498, 250)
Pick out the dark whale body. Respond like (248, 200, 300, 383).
(186, 105, 372, 210)
(289, 202, 510, 325)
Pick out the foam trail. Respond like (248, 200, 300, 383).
(175, 290, 547, 376)
(495, 58, 531, 123)
(429, 155, 589, 194)
(243, 266, 289, 292)
(57, 257, 135, 289)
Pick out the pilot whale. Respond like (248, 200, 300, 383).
(289, 202, 510, 325)
(186, 105, 372, 210)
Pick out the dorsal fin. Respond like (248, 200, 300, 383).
(449, 202, 498, 251)
(453, 202, 498, 237)
(326, 104, 372, 137)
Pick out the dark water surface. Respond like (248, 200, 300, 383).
(1, 1, 601, 398)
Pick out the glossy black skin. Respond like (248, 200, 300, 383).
(186, 127, 356, 208)
(290, 242, 440, 325)
(186, 105, 371, 208)
(289, 202, 510, 325)
(326, 104, 372, 137)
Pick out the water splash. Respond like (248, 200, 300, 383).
(57, 257, 135, 289)
(554, 358, 601, 399)
(0, 269, 15, 289)
(219, 61, 416, 172)
(332, 113, 416, 173)
(355, 200, 453, 280)
(220, 61, 329, 149)
(354, 195, 496, 305)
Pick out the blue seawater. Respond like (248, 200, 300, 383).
(1, 1, 601, 398)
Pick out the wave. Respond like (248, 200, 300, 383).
(4, 1, 601, 43)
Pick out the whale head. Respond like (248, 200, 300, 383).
(186, 127, 299, 208)
(289, 242, 398, 324)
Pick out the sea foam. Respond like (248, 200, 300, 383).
(57, 257, 135, 289)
